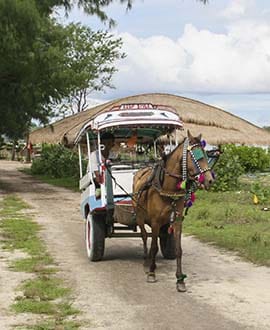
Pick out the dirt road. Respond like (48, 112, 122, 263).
(0, 160, 269, 330)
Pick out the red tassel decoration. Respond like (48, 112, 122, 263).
(198, 173, 205, 183)
(168, 225, 174, 234)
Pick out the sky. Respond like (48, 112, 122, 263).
(56, 0, 270, 127)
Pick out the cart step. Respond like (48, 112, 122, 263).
(110, 232, 152, 238)
(113, 225, 137, 231)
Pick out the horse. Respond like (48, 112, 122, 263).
(133, 130, 215, 292)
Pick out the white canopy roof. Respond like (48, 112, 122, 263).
(74, 103, 183, 144)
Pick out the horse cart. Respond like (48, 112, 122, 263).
(75, 102, 220, 291)
(75, 103, 184, 261)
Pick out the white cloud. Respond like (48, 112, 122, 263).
(221, 0, 255, 19)
(116, 33, 187, 88)
(113, 18, 270, 94)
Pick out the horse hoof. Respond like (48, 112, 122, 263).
(147, 273, 157, 283)
(176, 281, 186, 292)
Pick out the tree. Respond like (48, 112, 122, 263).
(0, 0, 70, 139)
(0, 0, 208, 138)
(60, 24, 125, 114)
(0, 0, 128, 137)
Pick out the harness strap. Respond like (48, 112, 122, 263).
(189, 149, 211, 175)
(153, 186, 186, 199)
(182, 138, 189, 181)
(136, 162, 163, 200)
(164, 168, 182, 179)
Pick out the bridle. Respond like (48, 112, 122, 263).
(163, 137, 215, 228)
(182, 137, 212, 182)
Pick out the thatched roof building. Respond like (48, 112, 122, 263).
(29, 93, 270, 146)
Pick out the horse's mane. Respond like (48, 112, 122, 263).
(162, 135, 201, 163)
(162, 137, 185, 162)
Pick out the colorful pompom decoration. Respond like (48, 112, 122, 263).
(186, 200, 193, 208)
(168, 225, 174, 234)
(176, 180, 186, 190)
(198, 173, 205, 184)
(200, 140, 206, 148)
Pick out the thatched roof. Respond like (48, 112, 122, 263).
(29, 93, 270, 146)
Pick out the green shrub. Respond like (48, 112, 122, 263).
(212, 144, 270, 192)
(226, 145, 270, 172)
(31, 144, 79, 178)
(212, 145, 244, 191)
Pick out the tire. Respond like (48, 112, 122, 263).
(85, 213, 105, 261)
(159, 224, 176, 259)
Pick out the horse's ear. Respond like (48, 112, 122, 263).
(187, 130, 193, 140)
(188, 130, 201, 142)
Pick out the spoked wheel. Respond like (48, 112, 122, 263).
(159, 224, 176, 260)
(85, 213, 105, 261)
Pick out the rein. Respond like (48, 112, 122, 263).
(108, 136, 215, 218)
(153, 137, 213, 221)
(187, 141, 211, 178)
(161, 137, 211, 191)
(105, 163, 149, 215)
(163, 138, 211, 182)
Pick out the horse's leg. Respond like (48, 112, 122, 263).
(139, 223, 148, 260)
(147, 224, 159, 283)
(135, 206, 148, 270)
(174, 220, 186, 292)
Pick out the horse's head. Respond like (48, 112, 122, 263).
(185, 130, 215, 190)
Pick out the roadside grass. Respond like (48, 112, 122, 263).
(17, 319, 82, 330)
(19, 276, 70, 301)
(20, 168, 79, 192)
(20, 168, 270, 267)
(10, 256, 57, 274)
(0, 195, 81, 329)
(185, 174, 270, 266)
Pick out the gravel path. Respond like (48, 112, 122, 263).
(0, 160, 269, 330)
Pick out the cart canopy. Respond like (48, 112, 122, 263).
(74, 103, 183, 144)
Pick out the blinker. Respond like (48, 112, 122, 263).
(193, 148, 205, 161)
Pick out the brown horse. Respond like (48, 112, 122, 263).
(133, 130, 215, 292)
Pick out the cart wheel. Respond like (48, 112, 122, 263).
(85, 213, 105, 261)
(159, 224, 176, 259)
